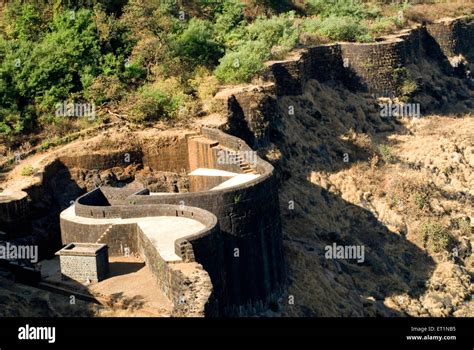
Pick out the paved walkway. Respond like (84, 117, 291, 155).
(149, 168, 260, 196)
(210, 174, 260, 190)
(41, 256, 173, 316)
(189, 168, 260, 190)
(188, 168, 239, 177)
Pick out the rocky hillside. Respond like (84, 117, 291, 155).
(262, 57, 473, 316)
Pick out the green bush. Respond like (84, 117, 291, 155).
(122, 61, 147, 83)
(0, 4, 134, 137)
(377, 144, 397, 164)
(246, 12, 299, 52)
(316, 16, 372, 42)
(214, 41, 269, 84)
(86, 75, 125, 105)
(369, 17, 401, 37)
(215, 12, 299, 83)
(128, 80, 192, 122)
(400, 80, 418, 102)
(129, 88, 175, 122)
(190, 67, 219, 99)
(419, 221, 453, 253)
(412, 190, 430, 211)
(39, 140, 51, 151)
(4, 3, 45, 41)
(392, 67, 418, 101)
(0, 8, 102, 133)
(0, 107, 24, 136)
(99, 53, 123, 76)
(214, 0, 245, 43)
(306, 0, 380, 20)
(20, 165, 36, 176)
(452, 217, 471, 236)
(171, 18, 223, 68)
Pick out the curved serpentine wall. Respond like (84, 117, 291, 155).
(0, 126, 285, 316)
(264, 18, 472, 96)
(227, 17, 473, 148)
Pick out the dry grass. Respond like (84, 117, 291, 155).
(405, 3, 473, 24)
(274, 74, 473, 316)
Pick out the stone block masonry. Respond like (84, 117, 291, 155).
(427, 18, 474, 58)
(340, 39, 407, 94)
(269, 17, 472, 96)
(222, 17, 473, 147)
(226, 91, 277, 149)
(56, 243, 109, 282)
(142, 136, 190, 173)
(263, 35, 414, 96)
(137, 227, 216, 316)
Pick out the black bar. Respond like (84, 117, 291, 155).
(0, 318, 472, 347)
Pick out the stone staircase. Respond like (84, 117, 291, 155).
(96, 225, 113, 244)
(235, 153, 258, 174)
(188, 135, 258, 174)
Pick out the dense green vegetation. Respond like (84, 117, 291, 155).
(0, 0, 468, 146)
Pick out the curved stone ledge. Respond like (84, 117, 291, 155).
(61, 202, 218, 260)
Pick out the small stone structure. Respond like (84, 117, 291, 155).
(56, 243, 109, 282)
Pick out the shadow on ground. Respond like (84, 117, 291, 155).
(246, 49, 473, 315)
(108, 261, 145, 277)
